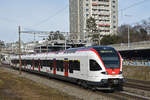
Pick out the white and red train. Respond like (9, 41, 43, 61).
(10, 46, 124, 90)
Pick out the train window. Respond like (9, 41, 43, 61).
(39, 60, 43, 68)
(15, 60, 19, 64)
(90, 59, 102, 71)
(11, 60, 13, 63)
(11, 60, 20, 64)
(60, 60, 64, 72)
(26, 60, 32, 65)
(21, 60, 24, 65)
(40, 60, 45, 68)
(46, 60, 50, 66)
(46, 60, 53, 70)
(49, 60, 53, 70)
(23, 60, 26, 66)
(26, 60, 28, 65)
(34, 60, 39, 68)
(56, 60, 64, 72)
(32, 60, 34, 66)
(69, 60, 80, 72)
(69, 60, 73, 73)
(73, 60, 80, 71)
(56, 60, 60, 71)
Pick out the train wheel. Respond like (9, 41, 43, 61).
(116, 86, 123, 91)
(81, 81, 88, 89)
(77, 80, 81, 86)
(107, 86, 114, 93)
(91, 86, 96, 91)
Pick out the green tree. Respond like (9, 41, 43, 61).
(86, 17, 97, 32)
(86, 17, 103, 45)
(47, 31, 65, 41)
(100, 35, 120, 45)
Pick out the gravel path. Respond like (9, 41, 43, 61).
(0, 65, 114, 100)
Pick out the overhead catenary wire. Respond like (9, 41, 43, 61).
(30, 4, 69, 27)
(119, 0, 150, 25)
(119, 0, 150, 12)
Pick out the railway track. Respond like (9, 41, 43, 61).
(1, 64, 150, 100)
(127, 78, 150, 85)
(106, 91, 150, 100)
(124, 78, 150, 91)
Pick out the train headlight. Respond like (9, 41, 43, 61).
(101, 79, 108, 84)
(101, 71, 108, 75)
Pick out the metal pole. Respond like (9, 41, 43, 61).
(65, 38, 66, 50)
(18, 26, 22, 75)
(99, 35, 101, 45)
(65, 32, 67, 50)
(128, 25, 130, 47)
(47, 41, 48, 53)
(78, 0, 80, 40)
(34, 32, 35, 43)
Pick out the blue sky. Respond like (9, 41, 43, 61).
(119, 0, 150, 25)
(0, 0, 150, 42)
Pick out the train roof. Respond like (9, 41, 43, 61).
(65, 46, 115, 53)
(67, 46, 114, 50)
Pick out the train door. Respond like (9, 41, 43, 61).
(64, 58, 69, 77)
(80, 56, 88, 79)
(53, 58, 56, 74)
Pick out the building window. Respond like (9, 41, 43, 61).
(86, 8, 89, 12)
(113, 20, 116, 23)
(113, 26, 116, 28)
(86, 14, 89, 17)
(86, 4, 89, 6)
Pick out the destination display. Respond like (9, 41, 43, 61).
(100, 50, 113, 53)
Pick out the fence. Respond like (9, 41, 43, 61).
(123, 60, 150, 66)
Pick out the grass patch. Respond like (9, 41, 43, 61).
(0, 69, 78, 100)
(0, 79, 4, 87)
(123, 65, 150, 81)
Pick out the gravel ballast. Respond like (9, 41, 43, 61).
(0, 65, 114, 100)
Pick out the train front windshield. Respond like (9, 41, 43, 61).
(96, 48, 120, 69)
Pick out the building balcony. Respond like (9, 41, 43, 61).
(98, 24, 110, 27)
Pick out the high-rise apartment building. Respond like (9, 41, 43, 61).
(69, 0, 118, 40)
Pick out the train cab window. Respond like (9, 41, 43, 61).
(90, 60, 102, 71)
